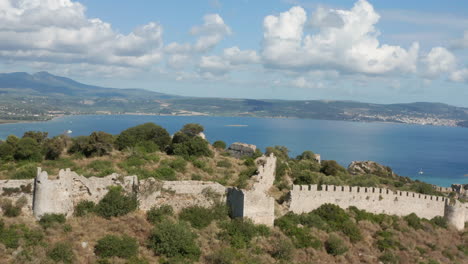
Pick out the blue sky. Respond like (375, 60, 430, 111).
(1, 0, 468, 106)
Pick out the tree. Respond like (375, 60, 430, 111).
(44, 137, 65, 160)
(0, 141, 15, 161)
(115, 123, 171, 151)
(296, 150, 316, 161)
(14, 137, 42, 161)
(180, 123, 204, 137)
(95, 187, 138, 219)
(23, 131, 48, 144)
(320, 160, 346, 176)
(171, 136, 213, 158)
(212, 140, 227, 150)
(85, 131, 114, 157)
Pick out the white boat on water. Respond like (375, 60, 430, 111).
(67, 130, 72, 134)
(418, 168, 424, 175)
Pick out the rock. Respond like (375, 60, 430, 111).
(227, 142, 256, 159)
(451, 184, 468, 198)
(347, 161, 396, 178)
(81, 242, 88, 249)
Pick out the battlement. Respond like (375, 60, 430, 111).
(292, 184, 446, 203)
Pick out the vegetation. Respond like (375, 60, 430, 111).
(95, 186, 138, 219)
(95, 234, 139, 259)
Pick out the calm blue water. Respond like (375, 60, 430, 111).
(0, 115, 467, 187)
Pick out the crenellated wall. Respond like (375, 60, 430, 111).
(289, 184, 467, 230)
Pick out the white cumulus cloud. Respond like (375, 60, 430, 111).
(261, 0, 419, 75)
(450, 68, 468, 83)
(0, 0, 164, 68)
(422, 47, 456, 78)
(191, 14, 231, 52)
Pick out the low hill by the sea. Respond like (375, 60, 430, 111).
(1, 71, 468, 127)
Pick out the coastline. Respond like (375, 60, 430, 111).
(0, 113, 465, 129)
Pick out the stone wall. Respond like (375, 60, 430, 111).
(33, 168, 137, 218)
(227, 154, 276, 226)
(290, 184, 446, 219)
(0, 179, 34, 216)
(289, 184, 468, 230)
(138, 179, 226, 212)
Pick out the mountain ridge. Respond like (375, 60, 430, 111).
(0, 71, 467, 127)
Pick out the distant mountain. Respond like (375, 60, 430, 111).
(0, 71, 468, 127)
(0, 71, 177, 99)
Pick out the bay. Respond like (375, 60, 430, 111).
(0, 115, 467, 187)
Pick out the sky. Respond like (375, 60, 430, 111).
(1, 0, 468, 106)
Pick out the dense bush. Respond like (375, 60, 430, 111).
(154, 167, 176, 180)
(296, 150, 316, 161)
(95, 234, 138, 259)
(180, 123, 204, 137)
(325, 234, 348, 256)
(47, 242, 75, 264)
(430, 216, 448, 229)
(411, 181, 439, 195)
(179, 204, 227, 229)
(212, 140, 226, 150)
(68, 132, 114, 157)
(147, 205, 174, 224)
(404, 213, 423, 229)
(12, 164, 37, 179)
(95, 187, 138, 219)
(274, 213, 322, 249)
(115, 123, 171, 151)
(320, 160, 346, 176)
(44, 137, 66, 160)
(15, 137, 42, 161)
(171, 136, 213, 158)
(148, 220, 201, 260)
(39, 213, 66, 229)
(219, 219, 270, 249)
(74, 200, 96, 217)
(0, 220, 20, 248)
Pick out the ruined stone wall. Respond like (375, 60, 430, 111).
(0, 179, 34, 216)
(227, 154, 276, 226)
(33, 168, 137, 218)
(138, 179, 226, 212)
(444, 200, 468, 230)
(289, 184, 446, 220)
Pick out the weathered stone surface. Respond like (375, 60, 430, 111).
(348, 161, 396, 177)
(227, 154, 276, 226)
(138, 179, 226, 212)
(33, 168, 137, 218)
(227, 142, 256, 159)
(451, 184, 468, 198)
(0, 179, 34, 216)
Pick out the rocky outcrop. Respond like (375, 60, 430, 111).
(451, 184, 468, 198)
(227, 142, 256, 159)
(348, 161, 396, 178)
(227, 154, 276, 226)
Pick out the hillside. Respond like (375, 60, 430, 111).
(0, 123, 467, 264)
(1, 72, 468, 127)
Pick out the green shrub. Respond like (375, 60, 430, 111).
(179, 204, 226, 229)
(325, 234, 348, 256)
(171, 136, 213, 158)
(87, 160, 114, 177)
(320, 160, 346, 176)
(95, 187, 138, 219)
(191, 159, 206, 169)
(95, 234, 138, 259)
(39, 213, 66, 229)
(12, 164, 37, 179)
(74, 200, 96, 217)
(274, 213, 322, 249)
(0, 221, 20, 248)
(430, 216, 447, 229)
(216, 159, 232, 168)
(404, 213, 423, 229)
(219, 219, 270, 249)
(167, 158, 187, 172)
(148, 220, 200, 260)
(15, 137, 42, 161)
(0, 199, 21, 217)
(378, 252, 399, 264)
(147, 205, 174, 224)
(154, 167, 176, 180)
(47, 242, 74, 263)
(115, 123, 171, 151)
(212, 141, 227, 150)
(180, 123, 204, 137)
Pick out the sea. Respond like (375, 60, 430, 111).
(0, 115, 467, 187)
